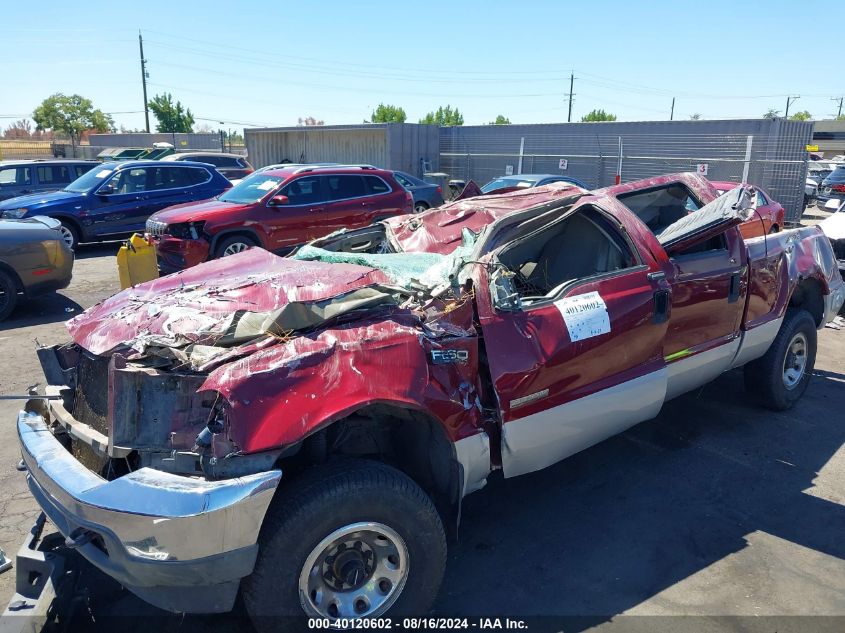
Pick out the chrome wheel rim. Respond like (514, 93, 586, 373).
(414, 203, 427, 213)
(782, 332, 808, 390)
(222, 242, 250, 256)
(298, 522, 409, 620)
(59, 225, 75, 249)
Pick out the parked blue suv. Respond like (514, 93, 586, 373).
(0, 160, 231, 249)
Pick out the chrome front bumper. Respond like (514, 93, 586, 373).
(17, 410, 281, 613)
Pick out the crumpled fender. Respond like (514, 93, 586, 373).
(200, 310, 484, 454)
(744, 225, 840, 327)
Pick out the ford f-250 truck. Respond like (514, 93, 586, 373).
(10, 173, 845, 631)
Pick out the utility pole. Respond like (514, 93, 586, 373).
(785, 95, 800, 119)
(670, 97, 675, 121)
(833, 96, 844, 118)
(139, 31, 150, 133)
(567, 72, 575, 123)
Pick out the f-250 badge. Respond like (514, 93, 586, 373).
(431, 349, 469, 365)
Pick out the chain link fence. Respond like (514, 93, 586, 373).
(440, 121, 812, 223)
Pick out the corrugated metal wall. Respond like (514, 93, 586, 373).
(245, 124, 440, 176)
(88, 133, 221, 150)
(440, 119, 813, 222)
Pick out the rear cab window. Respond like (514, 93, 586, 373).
(614, 182, 725, 256)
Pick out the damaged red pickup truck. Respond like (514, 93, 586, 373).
(12, 173, 845, 630)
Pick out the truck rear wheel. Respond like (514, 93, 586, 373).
(242, 459, 446, 632)
(744, 308, 817, 411)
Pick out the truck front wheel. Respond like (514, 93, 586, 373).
(744, 308, 817, 411)
(242, 459, 447, 632)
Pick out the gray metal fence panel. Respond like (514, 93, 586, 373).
(439, 119, 813, 223)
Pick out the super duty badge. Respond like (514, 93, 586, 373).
(431, 349, 469, 365)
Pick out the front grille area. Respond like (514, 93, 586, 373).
(146, 219, 167, 236)
(72, 352, 110, 437)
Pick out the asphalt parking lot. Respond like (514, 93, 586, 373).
(1, 209, 844, 632)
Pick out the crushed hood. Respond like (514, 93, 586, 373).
(68, 248, 394, 357)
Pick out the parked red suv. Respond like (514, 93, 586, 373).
(146, 165, 413, 272)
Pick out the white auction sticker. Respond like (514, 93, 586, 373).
(554, 291, 610, 342)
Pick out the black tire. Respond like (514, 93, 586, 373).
(768, 224, 780, 234)
(214, 234, 258, 259)
(414, 201, 429, 214)
(0, 270, 18, 321)
(58, 220, 79, 250)
(243, 459, 446, 633)
(744, 308, 817, 411)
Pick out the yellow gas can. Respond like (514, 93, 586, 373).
(117, 233, 159, 289)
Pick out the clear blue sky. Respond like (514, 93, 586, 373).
(2, 0, 843, 133)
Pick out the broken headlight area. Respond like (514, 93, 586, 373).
(165, 221, 206, 240)
(33, 343, 274, 482)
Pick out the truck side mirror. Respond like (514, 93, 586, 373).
(269, 195, 289, 207)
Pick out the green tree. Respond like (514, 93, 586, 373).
(580, 109, 617, 122)
(763, 108, 781, 120)
(32, 93, 114, 152)
(490, 115, 511, 124)
(789, 110, 812, 121)
(370, 103, 407, 123)
(148, 93, 195, 133)
(837, 114, 845, 121)
(419, 105, 464, 126)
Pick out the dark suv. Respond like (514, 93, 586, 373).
(0, 160, 231, 249)
(161, 152, 254, 181)
(0, 159, 98, 201)
(146, 165, 413, 272)
(817, 165, 845, 208)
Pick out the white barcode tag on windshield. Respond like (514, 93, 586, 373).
(554, 291, 610, 342)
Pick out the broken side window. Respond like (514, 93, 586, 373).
(495, 206, 638, 303)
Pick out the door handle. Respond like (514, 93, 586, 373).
(652, 289, 670, 324)
(728, 272, 741, 303)
(309, 207, 325, 212)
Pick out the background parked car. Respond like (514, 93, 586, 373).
(807, 161, 839, 186)
(711, 181, 785, 237)
(0, 215, 73, 321)
(0, 160, 230, 249)
(480, 173, 589, 194)
(817, 165, 845, 209)
(161, 152, 254, 181)
(147, 165, 413, 272)
(0, 160, 98, 202)
(392, 170, 444, 212)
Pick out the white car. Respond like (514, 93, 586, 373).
(819, 198, 845, 274)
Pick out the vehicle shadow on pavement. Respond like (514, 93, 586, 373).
(435, 366, 845, 627)
(34, 366, 845, 632)
(0, 292, 83, 331)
